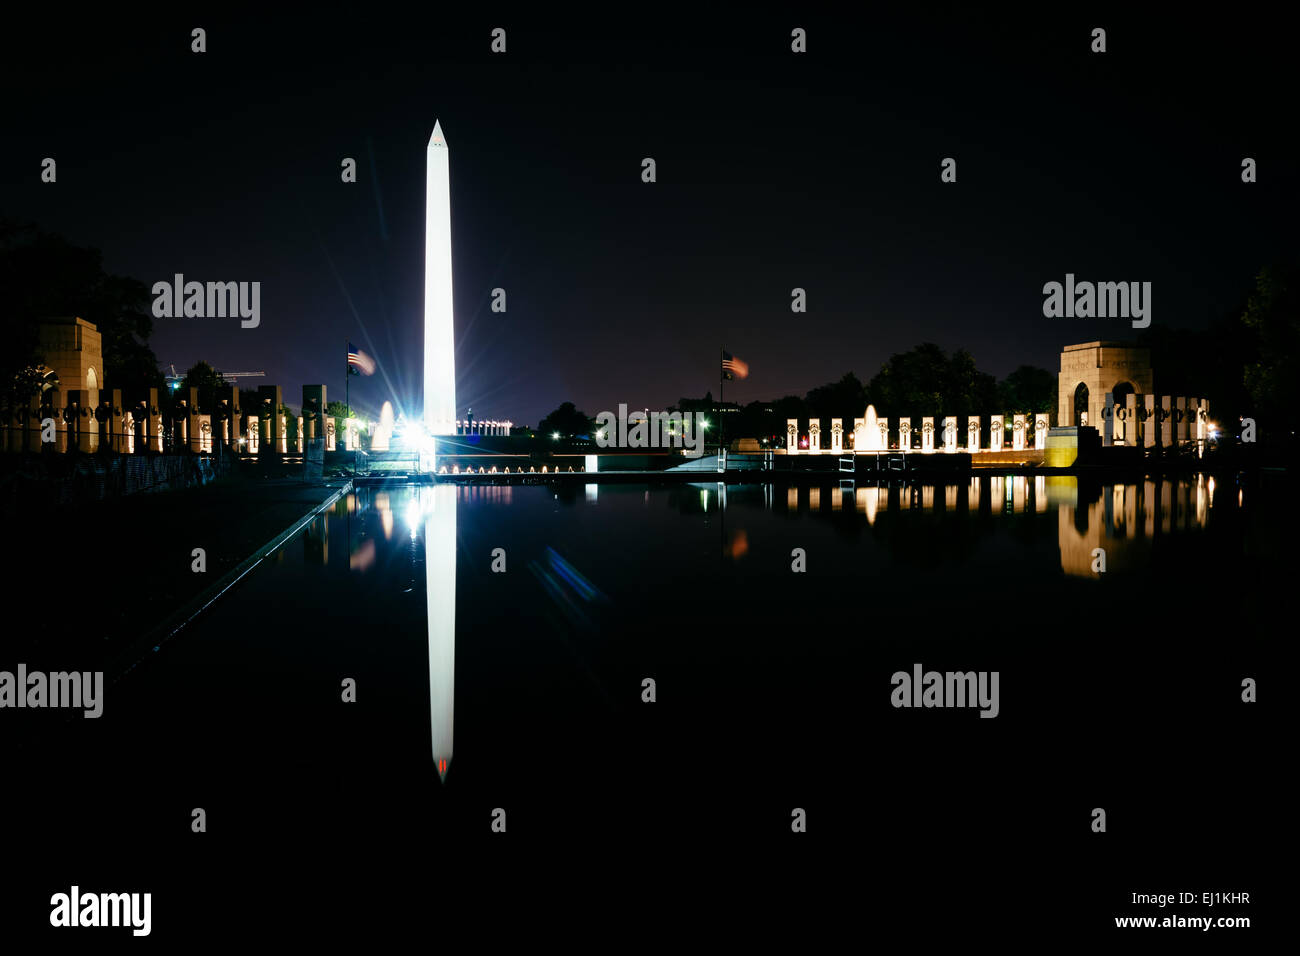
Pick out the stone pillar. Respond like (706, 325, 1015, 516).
(1142, 395, 1156, 449)
(786, 418, 798, 454)
(219, 386, 240, 453)
(898, 417, 911, 451)
(130, 399, 145, 453)
(852, 417, 865, 452)
(104, 389, 125, 453)
(1113, 395, 1128, 445)
(967, 416, 980, 452)
(1175, 397, 1188, 444)
(27, 399, 44, 453)
(111, 389, 127, 453)
(920, 417, 935, 453)
(49, 394, 67, 452)
(41, 391, 64, 452)
(325, 417, 336, 451)
(990, 415, 1004, 452)
(1012, 414, 1026, 451)
(147, 389, 164, 453)
(1101, 392, 1115, 446)
(943, 417, 957, 453)
(186, 387, 202, 453)
(122, 411, 135, 454)
(1159, 396, 1173, 449)
(878, 418, 889, 451)
(73, 393, 95, 453)
(1034, 414, 1048, 449)
(95, 396, 111, 452)
(1125, 394, 1138, 447)
(303, 385, 326, 446)
(258, 385, 283, 454)
(829, 418, 843, 454)
(808, 418, 821, 454)
(1188, 396, 1199, 447)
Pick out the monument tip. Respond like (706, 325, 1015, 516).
(429, 120, 447, 148)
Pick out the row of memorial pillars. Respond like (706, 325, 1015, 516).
(778, 476, 1214, 528)
(455, 419, 512, 436)
(2, 383, 352, 456)
(1101, 394, 1209, 451)
(1058, 478, 1213, 578)
(299, 385, 355, 453)
(3, 388, 157, 454)
(785, 415, 1052, 453)
(1099, 477, 1212, 537)
(781, 476, 1053, 516)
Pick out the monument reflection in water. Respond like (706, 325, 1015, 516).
(334, 475, 1222, 790)
(422, 484, 456, 783)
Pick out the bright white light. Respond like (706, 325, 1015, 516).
(551, 432, 560, 440)
(424, 120, 457, 437)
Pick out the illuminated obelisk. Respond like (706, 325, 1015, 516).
(422, 119, 456, 469)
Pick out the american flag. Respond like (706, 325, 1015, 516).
(722, 350, 749, 380)
(347, 342, 376, 376)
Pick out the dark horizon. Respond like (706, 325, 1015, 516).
(4, 9, 1295, 427)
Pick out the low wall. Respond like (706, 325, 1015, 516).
(0, 451, 235, 514)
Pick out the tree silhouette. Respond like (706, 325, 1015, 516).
(538, 401, 594, 438)
(0, 221, 164, 403)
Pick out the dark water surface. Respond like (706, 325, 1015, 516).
(9, 474, 1284, 938)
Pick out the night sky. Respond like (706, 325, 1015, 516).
(4, 10, 1295, 427)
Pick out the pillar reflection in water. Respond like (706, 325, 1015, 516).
(423, 484, 456, 783)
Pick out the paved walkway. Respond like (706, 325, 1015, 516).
(12, 475, 349, 674)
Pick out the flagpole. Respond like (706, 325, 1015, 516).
(346, 346, 350, 476)
(718, 345, 725, 456)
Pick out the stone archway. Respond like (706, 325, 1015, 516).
(1058, 342, 1154, 430)
(1073, 383, 1090, 426)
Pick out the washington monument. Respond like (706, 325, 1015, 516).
(423, 120, 457, 445)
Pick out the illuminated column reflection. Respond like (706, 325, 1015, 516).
(424, 484, 457, 782)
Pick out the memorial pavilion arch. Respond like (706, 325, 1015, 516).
(1072, 382, 1089, 427)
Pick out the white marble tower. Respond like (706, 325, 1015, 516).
(424, 120, 457, 445)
